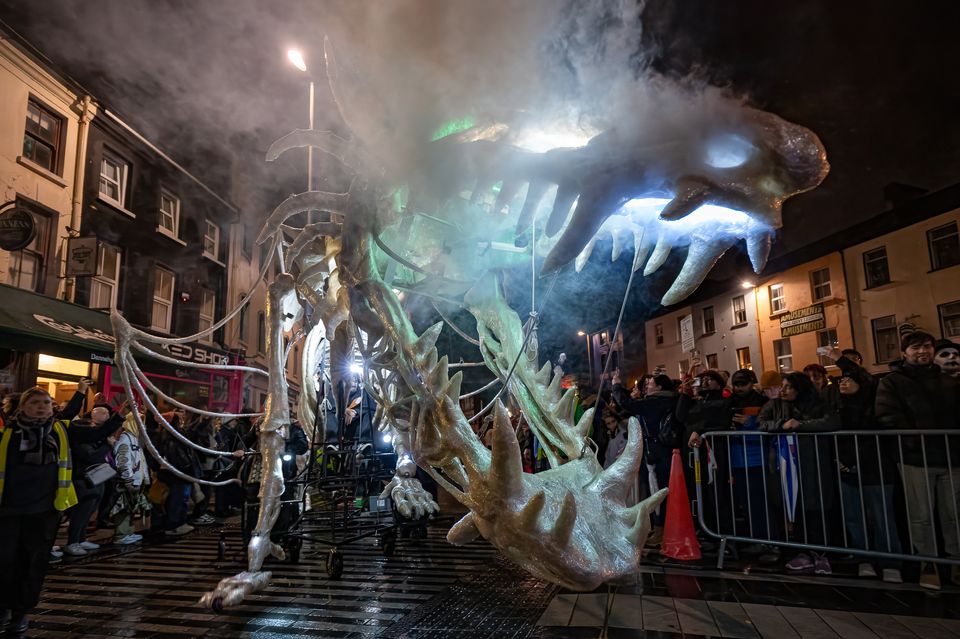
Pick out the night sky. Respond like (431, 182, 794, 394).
(2, 0, 957, 370)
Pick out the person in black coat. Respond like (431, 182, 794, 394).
(875, 331, 960, 590)
(63, 405, 124, 556)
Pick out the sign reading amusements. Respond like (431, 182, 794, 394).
(779, 303, 826, 337)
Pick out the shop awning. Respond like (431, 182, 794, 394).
(0, 283, 115, 364)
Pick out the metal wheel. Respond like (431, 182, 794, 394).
(326, 549, 344, 579)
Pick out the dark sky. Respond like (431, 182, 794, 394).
(2, 0, 957, 369)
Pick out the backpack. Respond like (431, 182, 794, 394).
(657, 408, 681, 449)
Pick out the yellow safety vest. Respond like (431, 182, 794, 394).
(0, 419, 78, 511)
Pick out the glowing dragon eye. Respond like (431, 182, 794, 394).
(704, 134, 755, 169)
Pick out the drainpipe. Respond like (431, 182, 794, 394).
(64, 94, 94, 302)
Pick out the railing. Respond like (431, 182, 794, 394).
(691, 429, 960, 570)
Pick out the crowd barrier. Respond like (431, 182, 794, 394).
(691, 429, 960, 570)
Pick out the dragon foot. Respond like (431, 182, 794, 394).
(381, 475, 440, 519)
(199, 571, 273, 611)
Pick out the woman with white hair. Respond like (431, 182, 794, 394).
(111, 410, 150, 545)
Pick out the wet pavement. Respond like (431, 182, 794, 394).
(25, 522, 960, 638)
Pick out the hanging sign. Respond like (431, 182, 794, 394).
(66, 236, 100, 276)
(680, 314, 696, 353)
(0, 203, 36, 251)
(780, 303, 826, 337)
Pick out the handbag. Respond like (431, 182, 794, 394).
(84, 462, 118, 487)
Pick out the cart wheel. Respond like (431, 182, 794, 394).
(326, 549, 344, 579)
(286, 537, 302, 564)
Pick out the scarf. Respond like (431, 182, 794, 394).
(15, 415, 59, 465)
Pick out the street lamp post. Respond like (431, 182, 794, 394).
(287, 48, 315, 216)
(578, 330, 593, 387)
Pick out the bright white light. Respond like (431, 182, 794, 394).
(349, 362, 363, 375)
(282, 454, 293, 462)
(382, 434, 393, 445)
(705, 134, 755, 168)
(577, 330, 586, 336)
(616, 197, 759, 239)
(512, 124, 597, 153)
(287, 49, 307, 73)
(741, 281, 755, 289)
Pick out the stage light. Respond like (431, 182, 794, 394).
(382, 434, 393, 445)
(349, 362, 363, 374)
(282, 454, 293, 462)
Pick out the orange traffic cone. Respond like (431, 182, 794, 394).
(660, 448, 701, 561)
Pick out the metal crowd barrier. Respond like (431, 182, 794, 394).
(692, 429, 960, 570)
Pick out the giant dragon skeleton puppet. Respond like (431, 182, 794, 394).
(111, 38, 828, 608)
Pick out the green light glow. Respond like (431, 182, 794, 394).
(431, 117, 476, 141)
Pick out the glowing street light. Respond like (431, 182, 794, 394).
(741, 280, 755, 289)
(287, 48, 307, 73)
(577, 330, 586, 336)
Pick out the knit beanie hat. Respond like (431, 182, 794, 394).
(759, 370, 782, 389)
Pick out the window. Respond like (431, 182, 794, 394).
(241, 223, 254, 260)
(22, 98, 63, 174)
(810, 267, 832, 301)
(198, 289, 215, 342)
(257, 311, 266, 354)
(817, 328, 839, 366)
(89, 245, 120, 310)
(863, 246, 890, 288)
(203, 219, 220, 260)
(928, 222, 960, 271)
(736, 347, 752, 370)
(654, 323, 664, 346)
(702, 306, 715, 334)
(159, 191, 180, 238)
(99, 150, 129, 209)
(238, 294, 248, 344)
(706, 353, 719, 369)
(732, 295, 747, 325)
(769, 283, 787, 314)
(939, 301, 960, 339)
(773, 338, 793, 373)
(151, 267, 175, 332)
(872, 315, 899, 364)
(6, 205, 51, 292)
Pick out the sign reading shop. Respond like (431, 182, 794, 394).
(779, 304, 826, 337)
(32, 314, 230, 366)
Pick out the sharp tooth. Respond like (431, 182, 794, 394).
(660, 236, 736, 306)
(535, 362, 552, 387)
(643, 230, 672, 276)
(575, 237, 598, 272)
(550, 491, 577, 547)
(624, 489, 668, 545)
(415, 322, 444, 357)
(553, 387, 577, 421)
(542, 185, 622, 274)
(544, 182, 579, 237)
(546, 371, 562, 403)
(597, 417, 644, 504)
(493, 180, 523, 214)
(747, 229, 773, 273)
(515, 181, 549, 235)
(488, 402, 525, 498)
(631, 226, 651, 273)
(573, 407, 594, 440)
(611, 229, 626, 262)
(257, 191, 348, 244)
(429, 355, 450, 388)
(447, 512, 481, 545)
(659, 176, 713, 221)
(517, 490, 546, 530)
(424, 347, 439, 371)
(447, 371, 463, 400)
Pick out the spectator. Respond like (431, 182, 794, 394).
(728, 369, 777, 546)
(64, 405, 124, 557)
(759, 372, 840, 575)
(803, 363, 830, 395)
(685, 370, 735, 538)
(841, 348, 864, 366)
(187, 416, 219, 526)
(875, 330, 960, 590)
(111, 411, 149, 545)
(0, 387, 79, 635)
(829, 367, 903, 583)
(934, 339, 959, 379)
(1, 394, 18, 421)
(157, 417, 203, 537)
(760, 370, 782, 400)
(601, 410, 628, 469)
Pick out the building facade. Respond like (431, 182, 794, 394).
(645, 286, 761, 380)
(753, 252, 854, 376)
(843, 207, 960, 374)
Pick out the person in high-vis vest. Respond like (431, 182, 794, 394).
(0, 387, 77, 636)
